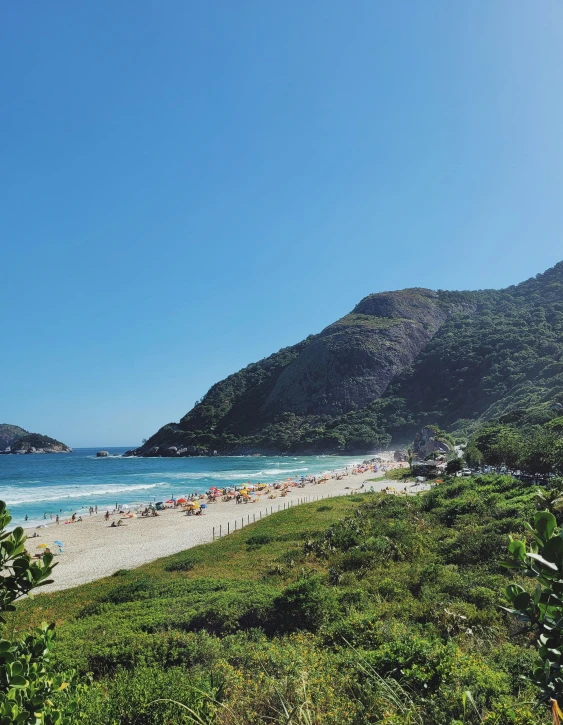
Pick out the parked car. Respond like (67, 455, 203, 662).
(461, 468, 472, 476)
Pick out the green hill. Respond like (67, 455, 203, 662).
(0, 424, 71, 453)
(132, 261, 563, 456)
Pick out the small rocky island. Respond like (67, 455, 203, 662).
(0, 424, 72, 454)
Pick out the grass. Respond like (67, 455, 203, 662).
(12, 496, 358, 630)
(8, 480, 551, 724)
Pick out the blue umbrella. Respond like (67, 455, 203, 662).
(54, 540, 64, 547)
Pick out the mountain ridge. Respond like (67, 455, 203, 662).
(129, 262, 563, 457)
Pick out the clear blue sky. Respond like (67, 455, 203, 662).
(2, 2, 563, 447)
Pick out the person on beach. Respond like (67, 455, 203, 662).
(95, 505, 98, 514)
(24, 514, 28, 522)
(105, 511, 110, 521)
(71, 513, 76, 522)
(56, 515, 59, 525)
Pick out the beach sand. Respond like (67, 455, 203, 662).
(24, 467, 415, 594)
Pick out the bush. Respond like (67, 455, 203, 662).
(245, 534, 273, 548)
(274, 577, 338, 633)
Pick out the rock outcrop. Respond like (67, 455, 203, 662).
(412, 426, 452, 460)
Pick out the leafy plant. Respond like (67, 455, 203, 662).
(0, 500, 86, 724)
(503, 505, 563, 716)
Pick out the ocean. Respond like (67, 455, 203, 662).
(0, 448, 366, 528)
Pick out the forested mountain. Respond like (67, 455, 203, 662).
(132, 262, 563, 456)
(0, 424, 71, 453)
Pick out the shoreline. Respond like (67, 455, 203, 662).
(24, 465, 415, 594)
(6, 452, 380, 531)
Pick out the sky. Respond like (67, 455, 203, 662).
(2, 1, 563, 447)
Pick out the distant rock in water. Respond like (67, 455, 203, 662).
(0, 424, 71, 454)
(130, 261, 563, 457)
(96, 451, 109, 457)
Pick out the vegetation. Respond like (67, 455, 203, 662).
(135, 261, 563, 456)
(0, 501, 85, 723)
(463, 420, 563, 477)
(503, 505, 563, 715)
(10, 476, 553, 723)
(0, 425, 28, 449)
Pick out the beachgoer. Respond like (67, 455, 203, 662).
(56, 515, 59, 524)
(110, 521, 117, 527)
(105, 510, 110, 521)
(95, 505, 98, 514)
(43, 513, 46, 519)
(24, 514, 28, 522)
(71, 513, 76, 522)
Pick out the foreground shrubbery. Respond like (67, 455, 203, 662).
(11, 476, 551, 723)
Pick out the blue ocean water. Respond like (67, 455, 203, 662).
(0, 449, 364, 528)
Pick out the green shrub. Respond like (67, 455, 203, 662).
(274, 577, 338, 633)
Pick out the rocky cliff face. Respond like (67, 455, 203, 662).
(0, 425, 72, 454)
(261, 289, 475, 417)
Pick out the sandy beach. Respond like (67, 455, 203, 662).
(23, 465, 414, 593)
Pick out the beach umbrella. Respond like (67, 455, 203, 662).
(36, 543, 49, 549)
(176, 497, 188, 504)
(54, 540, 64, 547)
(165, 499, 175, 504)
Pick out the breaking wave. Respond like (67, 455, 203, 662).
(1, 482, 168, 506)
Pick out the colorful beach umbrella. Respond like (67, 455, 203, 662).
(54, 541, 64, 547)
(36, 543, 49, 549)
